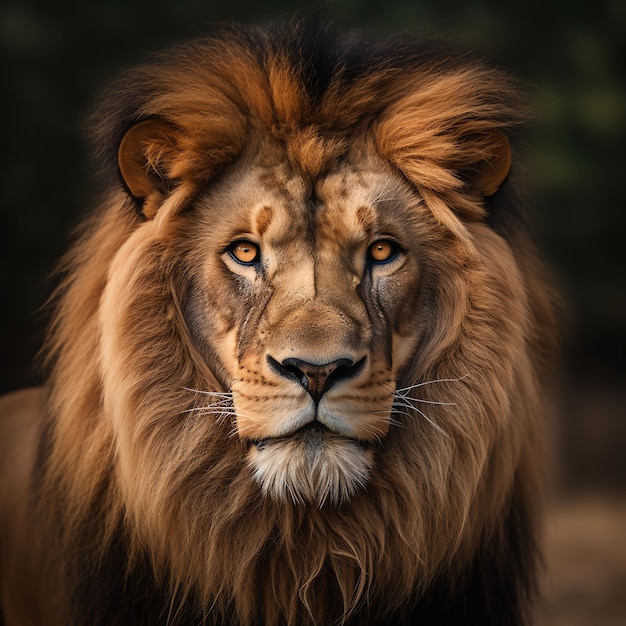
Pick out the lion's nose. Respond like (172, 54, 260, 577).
(269, 356, 364, 404)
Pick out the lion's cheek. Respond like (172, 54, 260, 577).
(392, 330, 421, 377)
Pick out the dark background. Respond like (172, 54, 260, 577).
(1, 1, 624, 622)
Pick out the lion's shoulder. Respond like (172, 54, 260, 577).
(0, 387, 44, 541)
(0, 387, 43, 494)
(0, 388, 57, 625)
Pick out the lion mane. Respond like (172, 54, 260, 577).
(2, 20, 557, 626)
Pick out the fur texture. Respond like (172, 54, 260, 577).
(32, 20, 557, 626)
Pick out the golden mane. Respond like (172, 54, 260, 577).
(30, 20, 558, 626)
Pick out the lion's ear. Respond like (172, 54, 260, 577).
(118, 119, 180, 218)
(464, 130, 511, 198)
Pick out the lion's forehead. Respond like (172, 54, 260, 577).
(203, 153, 411, 253)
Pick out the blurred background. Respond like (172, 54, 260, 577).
(1, 0, 624, 623)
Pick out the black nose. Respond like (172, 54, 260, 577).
(268, 356, 365, 404)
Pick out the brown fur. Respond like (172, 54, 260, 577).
(0, 20, 557, 626)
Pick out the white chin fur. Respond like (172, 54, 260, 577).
(248, 436, 375, 507)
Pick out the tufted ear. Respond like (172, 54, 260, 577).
(118, 119, 180, 218)
(464, 130, 511, 198)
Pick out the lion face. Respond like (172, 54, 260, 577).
(184, 147, 422, 505)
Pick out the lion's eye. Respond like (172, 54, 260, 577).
(229, 240, 260, 265)
(368, 240, 399, 264)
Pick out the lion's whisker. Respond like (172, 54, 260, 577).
(390, 399, 424, 412)
(196, 398, 233, 406)
(182, 387, 233, 399)
(393, 394, 456, 407)
(370, 411, 406, 428)
(395, 374, 469, 395)
(412, 407, 448, 437)
(180, 406, 236, 418)
(389, 400, 449, 437)
(228, 420, 259, 439)
(191, 410, 238, 420)
(182, 402, 234, 413)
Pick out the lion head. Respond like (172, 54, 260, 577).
(38, 21, 557, 626)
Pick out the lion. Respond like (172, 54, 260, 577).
(0, 20, 557, 626)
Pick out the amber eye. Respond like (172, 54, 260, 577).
(368, 240, 398, 264)
(229, 240, 260, 265)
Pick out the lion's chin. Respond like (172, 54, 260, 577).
(247, 424, 375, 507)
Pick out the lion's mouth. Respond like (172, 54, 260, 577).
(251, 421, 373, 452)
